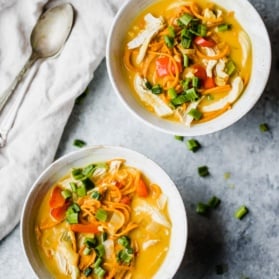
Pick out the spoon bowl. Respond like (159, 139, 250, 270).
(0, 3, 74, 147)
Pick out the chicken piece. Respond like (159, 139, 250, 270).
(202, 48, 217, 78)
(201, 76, 244, 112)
(134, 74, 173, 117)
(215, 58, 229, 86)
(127, 13, 165, 64)
(238, 31, 251, 67)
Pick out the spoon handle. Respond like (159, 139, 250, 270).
(0, 53, 38, 113)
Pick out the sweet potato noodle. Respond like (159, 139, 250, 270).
(123, 0, 252, 127)
(35, 159, 171, 279)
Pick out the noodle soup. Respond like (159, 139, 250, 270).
(35, 159, 171, 279)
(123, 0, 252, 127)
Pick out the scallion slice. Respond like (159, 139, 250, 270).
(168, 25, 176, 37)
(73, 139, 86, 148)
(164, 35, 174, 48)
(94, 266, 106, 278)
(151, 84, 163, 94)
(196, 202, 209, 215)
(179, 13, 193, 26)
(183, 54, 189, 67)
(198, 166, 209, 177)
(61, 189, 72, 200)
(186, 139, 200, 152)
(188, 108, 202, 120)
(118, 235, 131, 248)
(259, 123, 269, 132)
(207, 196, 221, 209)
(217, 23, 231, 32)
(234, 205, 249, 219)
(96, 208, 108, 222)
(174, 135, 184, 141)
(84, 267, 93, 277)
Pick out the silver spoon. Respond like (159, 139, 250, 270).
(0, 3, 74, 147)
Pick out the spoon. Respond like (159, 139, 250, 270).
(0, 3, 74, 147)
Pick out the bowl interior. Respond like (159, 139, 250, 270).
(21, 145, 187, 278)
(106, 0, 271, 136)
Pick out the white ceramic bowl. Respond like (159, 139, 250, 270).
(21, 145, 187, 279)
(106, 0, 271, 136)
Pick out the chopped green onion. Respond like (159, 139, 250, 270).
(225, 60, 236, 76)
(151, 84, 163, 94)
(181, 37, 192, 49)
(198, 24, 207, 36)
(183, 54, 189, 67)
(84, 237, 97, 248)
(181, 77, 192, 90)
(72, 168, 84, 180)
(73, 139, 86, 148)
(66, 211, 79, 224)
(83, 247, 92, 255)
(66, 203, 80, 224)
(117, 249, 134, 264)
(84, 267, 93, 277)
(188, 108, 202, 120)
(61, 189, 72, 200)
(174, 135, 184, 141)
(167, 88, 177, 99)
(217, 23, 231, 32)
(259, 123, 269, 132)
(91, 191, 101, 200)
(94, 266, 106, 278)
(196, 202, 209, 215)
(164, 35, 174, 48)
(186, 139, 200, 152)
(77, 184, 87, 197)
(171, 94, 189, 105)
(118, 236, 131, 248)
(192, 76, 199, 88)
(207, 196, 221, 209)
(179, 13, 193, 26)
(82, 164, 96, 177)
(95, 244, 105, 257)
(93, 257, 103, 268)
(96, 208, 108, 222)
(81, 177, 95, 191)
(70, 182, 77, 192)
(168, 25, 176, 37)
(198, 166, 209, 177)
(101, 232, 108, 242)
(234, 205, 249, 219)
(185, 87, 199, 101)
(145, 80, 152, 90)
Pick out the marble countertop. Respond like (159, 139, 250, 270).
(0, 0, 278, 278)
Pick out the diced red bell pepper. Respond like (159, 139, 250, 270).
(203, 77, 216, 89)
(194, 36, 216, 48)
(50, 202, 69, 222)
(155, 56, 182, 77)
(192, 64, 207, 81)
(49, 186, 65, 208)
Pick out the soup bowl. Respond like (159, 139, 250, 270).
(106, 0, 271, 136)
(21, 145, 187, 278)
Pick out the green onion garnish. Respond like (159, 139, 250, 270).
(192, 76, 200, 88)
(84, 237, 97, 248)
(234, 205, 249, 219)
(183, 54, 189, 67)
(77, 184, 87, 197)
(151, 84, 163, 94)
(83, 247, 92, 255)
(145, 80, 152, 90)
(198, 166, 209, 177)
(96, 208, 108, 222)
(259, 123, 269, 132)
(66, 211, 79, 224)
(93, 257, 103, 268)
(95, 244, 105, 257)
(188, 108, 202, 120)
(225, 60, 236, 76)
(167, 88, 177, 99)
(217, 23, 231, 32)
(186, 139, 200, 152)
(94, 266, 106, 278)
(179, 13, 193, 26)
(174, 135, 184, 141)
(81, 177, 95, 191)
(181, 37, 192, 49)
(72, 168, 84, 180)
(117, 249, 134, 264)
(84, 267, 93, 277)
(207, 196, 221, 209)
(70, 182, 77, 192)
(164, 35, 174, 48)
(168, 25, 176, 37)
(61, 189, 72, 200)
(118, 235, 131, 248)
(73, 139, 86, 148)
(91, 191, 101, 200)
(196, 202, 209, 215)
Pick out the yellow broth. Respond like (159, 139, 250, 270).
(122, 0, 252, 125)
(35, 160, 171, 279)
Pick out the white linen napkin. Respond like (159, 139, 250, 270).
(0, 0, 123, 240)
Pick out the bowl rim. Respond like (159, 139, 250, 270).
(106, 0, 272, 136)
(20, 145, 188, 279)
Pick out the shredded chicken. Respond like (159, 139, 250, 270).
(127, 13, 165, 64)
(134, 74, 173, 117)
(201, 76, 244, 112)
(238, 30, 251, 67)
(215, 58, 229, 86)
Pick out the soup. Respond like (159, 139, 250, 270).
(123, 0, 252, 126)
(35, 159, 171, 278)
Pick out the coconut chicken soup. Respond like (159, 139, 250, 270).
(35, 159, 171, 279)
(123, 0, 252, 126)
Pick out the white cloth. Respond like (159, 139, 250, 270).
(0, 0, 123, 240)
